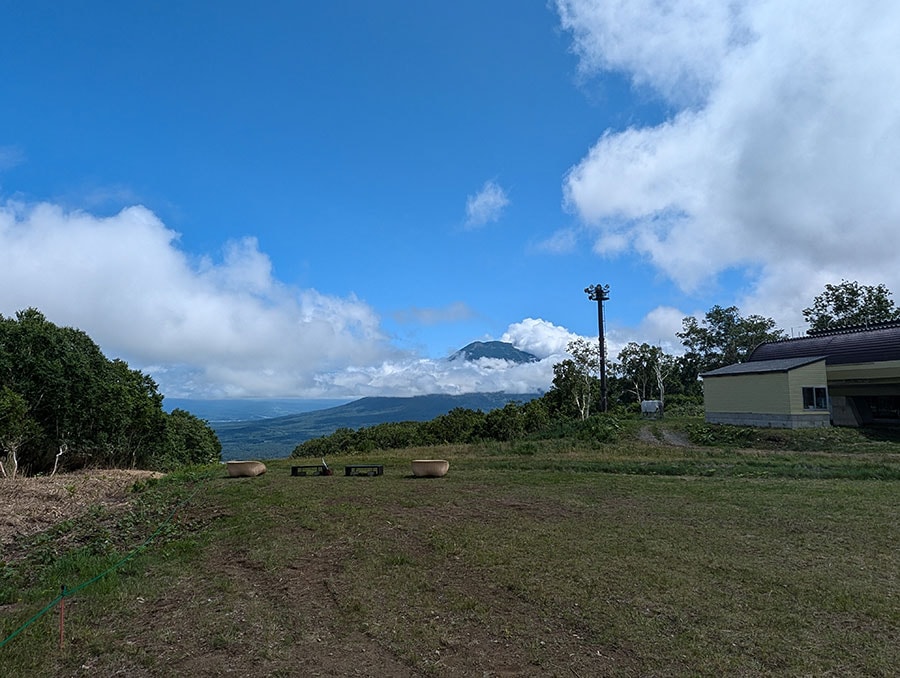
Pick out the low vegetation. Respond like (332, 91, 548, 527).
(291, 394, 706, 459)
(2, 422, 898, 676)
(0, 309, 220, 477)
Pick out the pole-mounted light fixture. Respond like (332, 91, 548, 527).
(584, 284, 610, 412)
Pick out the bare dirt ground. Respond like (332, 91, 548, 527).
(637, 425, 693, 447)
(0, 469, 163, 552)
(3, 470, 640, 676)
(2, 429, 684, 550)
(78, 490, 633, 677)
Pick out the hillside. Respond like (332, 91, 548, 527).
(212, 392, 541, 460)
(3, 435, 898, 676)
(163, 398, 353, 422)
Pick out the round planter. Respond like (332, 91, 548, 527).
(411, 459, 449, 477)
(226, 460, 267, 477)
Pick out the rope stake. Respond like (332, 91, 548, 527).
(59, 585, 67, 650)
(1, 480, 202, 650)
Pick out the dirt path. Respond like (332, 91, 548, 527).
(637, 425, 693, 447)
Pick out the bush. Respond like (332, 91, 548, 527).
(663, 394, 704, 417)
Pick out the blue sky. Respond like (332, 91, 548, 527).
(3, 1, 900, 399)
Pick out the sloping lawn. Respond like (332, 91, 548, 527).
(2, 442, 898, 676)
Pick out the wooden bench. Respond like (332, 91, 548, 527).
(291, 464, 330, 476)
(344, 464, 384, 477)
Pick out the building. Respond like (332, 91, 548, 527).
(701, 322, 900, 428)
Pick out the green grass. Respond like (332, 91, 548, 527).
(2, 434, 899, 676)
(681, 418, 900, 452)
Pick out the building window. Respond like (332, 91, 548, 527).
(802, 386, 828, 410)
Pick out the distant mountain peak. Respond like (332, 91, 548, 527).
(450, 340, 539, 364)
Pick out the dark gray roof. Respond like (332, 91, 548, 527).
(749, 322, 900, 365)
(701, 356, 826, 378)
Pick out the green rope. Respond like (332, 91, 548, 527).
(0, 593, 66, 649)
(1, 482, 201, 650)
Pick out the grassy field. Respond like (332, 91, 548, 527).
(2, 426, 899, 676)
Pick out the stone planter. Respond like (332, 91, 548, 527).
(226, 460, 267, 477)
(411, 459, 449, 477)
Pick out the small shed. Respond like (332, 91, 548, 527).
(701, 356, 830, 428)
(640, 400, 663, 418)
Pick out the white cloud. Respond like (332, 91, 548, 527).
(292, 322, 586, 398)
(557, 0, 746, 104)
(633, 305, 687, 354)
(501, 318, 582, 358)
(315, 354, 556, 398)
(392, 301, 476, 326)
(310, 318, 588, 397)
(0, 145, 25, 172)
(0, 201, 574, 398)
(0, 201, 395, 398)
(465, 180, 510, 228)
(502, 314, 687, 370)
(534, 227, 579, 254)
(557, 0, 900, 329)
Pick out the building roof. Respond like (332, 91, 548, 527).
(701, 356, 826, 378)
(749, 322, 900, 365)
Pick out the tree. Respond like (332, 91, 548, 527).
(677, 305, 785, 375)
(365, 421, 422, 451)
(615, 342, 675, 403)
(164, 409, 222, 469)
(421, 407, 485, 445)
(0, 387, 39, 478)
(478, 402, 526, 441)
(521, 398, 550, 434)
(802, 280, 900, 332)
(0, 308, 93, 472)
(653, 357, 675, 405)
(545, 339, 601, 420)
(672, 353, 704, 398)
(0, 308, 220, 475)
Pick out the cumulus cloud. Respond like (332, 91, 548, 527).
(623, 305, 687, 355)
(556, 0, 900, 328)
(0, 201, 395, 398)
(500, 317, 582, 359)
(314, 318, 582, 397)
(558, 0, 748, 104)
(315, 354, 555, 398)
(465, 180, 510, 228)
(0, 201, 573, 398)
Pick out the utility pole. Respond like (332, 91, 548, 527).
(584, 284, 610, 412)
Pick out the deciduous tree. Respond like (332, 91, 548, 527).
(677, 305, 785, 375)
(0, 387, 39, 478)
(802, 280, 900, 332)
(164, 408, 222, 469)
(0, 308, 220, 475)
(546, 339, 601, 420)
(615, 342, 674, 403)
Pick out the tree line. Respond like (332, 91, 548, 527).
(0, 309, 220, 478)
(294, 280, 900, 457)
(292, 304, 769, 458)
(4, 280, 894, 470)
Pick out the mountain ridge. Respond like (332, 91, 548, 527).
(213, 391, 541, 460)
